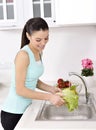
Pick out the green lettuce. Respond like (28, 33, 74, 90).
(62, 85, 79, 112)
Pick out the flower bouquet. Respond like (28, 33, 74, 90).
(81, 58, 94, 77)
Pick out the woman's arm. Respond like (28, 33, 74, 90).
(37, 80, 62, 94)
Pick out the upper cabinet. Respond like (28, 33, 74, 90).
(55, 0, 96, 25)
(23, 0, 56, 27)
(0, 0, 56, 29)
(0, 0, 96, 29)
(0, 0, 24, 29)
(0, 0, 16, 27)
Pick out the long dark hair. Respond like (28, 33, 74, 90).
(20, 17, 49, 49)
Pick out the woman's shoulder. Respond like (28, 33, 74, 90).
(17, 45, 29, 57)
(18, 50, 28, 56)
(15, 45, 34, 64)
(15, 49, 29, 64)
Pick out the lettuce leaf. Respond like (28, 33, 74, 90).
(62, 85, 79, 112)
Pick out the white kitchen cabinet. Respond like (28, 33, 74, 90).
(0, 0, 17, 27)
(0, 0, 24, 29)
(0, 0, 56, 29)
(55, 0, 96, 25)
(23, 0, 56, 27)
(0, 0, 96, 29)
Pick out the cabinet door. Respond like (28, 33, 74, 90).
(24, 0, 56, 27)
(55, 0, 96, 25)
(33, 0, 56, 26)
(0, 0, 17, 27)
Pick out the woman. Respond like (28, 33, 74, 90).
(1, 17, 64, 130)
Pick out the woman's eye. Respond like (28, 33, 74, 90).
(36, 40, 41, 42)
(36, 37, 49, 42)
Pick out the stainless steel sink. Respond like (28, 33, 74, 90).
(35, 93, 96, 121)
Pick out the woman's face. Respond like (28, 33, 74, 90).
(27, 30, 49, 52)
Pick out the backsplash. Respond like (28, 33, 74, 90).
(41, 26, 96, 81)
(0, 26, 96, 81)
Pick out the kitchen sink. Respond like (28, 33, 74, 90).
(35, 93, 96, 121)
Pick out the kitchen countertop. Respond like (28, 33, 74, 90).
(15, 86, 96, 130)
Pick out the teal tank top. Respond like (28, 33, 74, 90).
(2, 45, 44, 114)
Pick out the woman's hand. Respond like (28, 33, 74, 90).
(48, 86, 66, 107)
(49, 93, 65, 107)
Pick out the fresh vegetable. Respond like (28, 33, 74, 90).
(57, 78, 71, 89)
(62, 85, 79, 111)
(56, 78, 79, 111)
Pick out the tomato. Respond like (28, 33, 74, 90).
(57, 78, 64, 84)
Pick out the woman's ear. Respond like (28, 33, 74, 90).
(26, 32, 30, 40)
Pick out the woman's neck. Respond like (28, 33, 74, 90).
(28, 44, 39, 55)
(28, 44, 42, 61)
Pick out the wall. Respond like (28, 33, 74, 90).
(42, 26, 96, 81)
(0, 26, 96, 83)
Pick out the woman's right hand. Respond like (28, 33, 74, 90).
(49, 93, 65, 107)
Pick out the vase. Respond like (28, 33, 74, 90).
(83, 76, 96, 90)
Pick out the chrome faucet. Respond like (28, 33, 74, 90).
(69, 72, 88, 103)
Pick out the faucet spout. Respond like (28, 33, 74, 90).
(69, 72, 88, 103)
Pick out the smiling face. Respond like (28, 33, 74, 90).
(26, 29, 49, 52)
